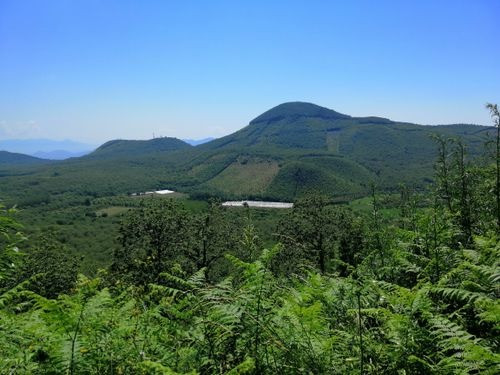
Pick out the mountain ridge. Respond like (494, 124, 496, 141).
(0, 150, 51, 166)
(86, 137, 192, 160)
(178, 103, 491, 199)
(0, 102, 494, 204)
(33, 150, 91, 160)
(182, 137, 216, 146)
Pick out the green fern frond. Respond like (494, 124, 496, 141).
(227, 357, 255, 374)
(138, 360, 197, 374)
(159, 272, 198, 291)
(431, 287, 491, 304)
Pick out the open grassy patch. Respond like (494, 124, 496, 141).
(96, 206, 132, 217)
(206, 157, 280, 196)
(326, 130, 340, 153)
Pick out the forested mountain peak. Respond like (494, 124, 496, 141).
(186, 103, 493, 200)
(88, 137, 191, 159)
(249, 102, 351, 124)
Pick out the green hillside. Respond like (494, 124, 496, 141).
(86, 137, 191, 160)
(0, 150, 49, 166)
(0, 138, 191, 207)
(175, 102, 491, 200)
(0, 102, 494, 205)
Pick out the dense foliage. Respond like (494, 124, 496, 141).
(0, 206, 498, 373)
(0, 105, 499, 373)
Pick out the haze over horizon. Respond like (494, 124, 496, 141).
(1, 0, 499, 143)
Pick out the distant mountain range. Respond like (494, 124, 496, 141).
(0, 138, 215, 160)
(0, 102, 493, 204)
(182, 138, 215, 146)
(32, 150, 91, 160)
(0, 139, 95, 160)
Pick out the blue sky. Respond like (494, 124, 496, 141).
(0, 0, 499, 143)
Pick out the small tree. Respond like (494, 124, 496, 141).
(0, 205, 24, 293)
(186, 200, 238, 281)
(453, 140, 473, 244)
(19, 236, 80, 298)
(432, 134, 454, 212)
(276, 194, 335, 274)
(276, 194, 363, 275)
(111, 199, 191, 285)
(486, 103, 500, 231)
(237, 205, 262, 262)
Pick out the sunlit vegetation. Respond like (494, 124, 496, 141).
(206, 157, 280, 196)
(0, 104, 499, 373)
(0, 103, 494, 206)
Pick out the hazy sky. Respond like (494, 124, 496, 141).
(1, 0, 499, 143)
